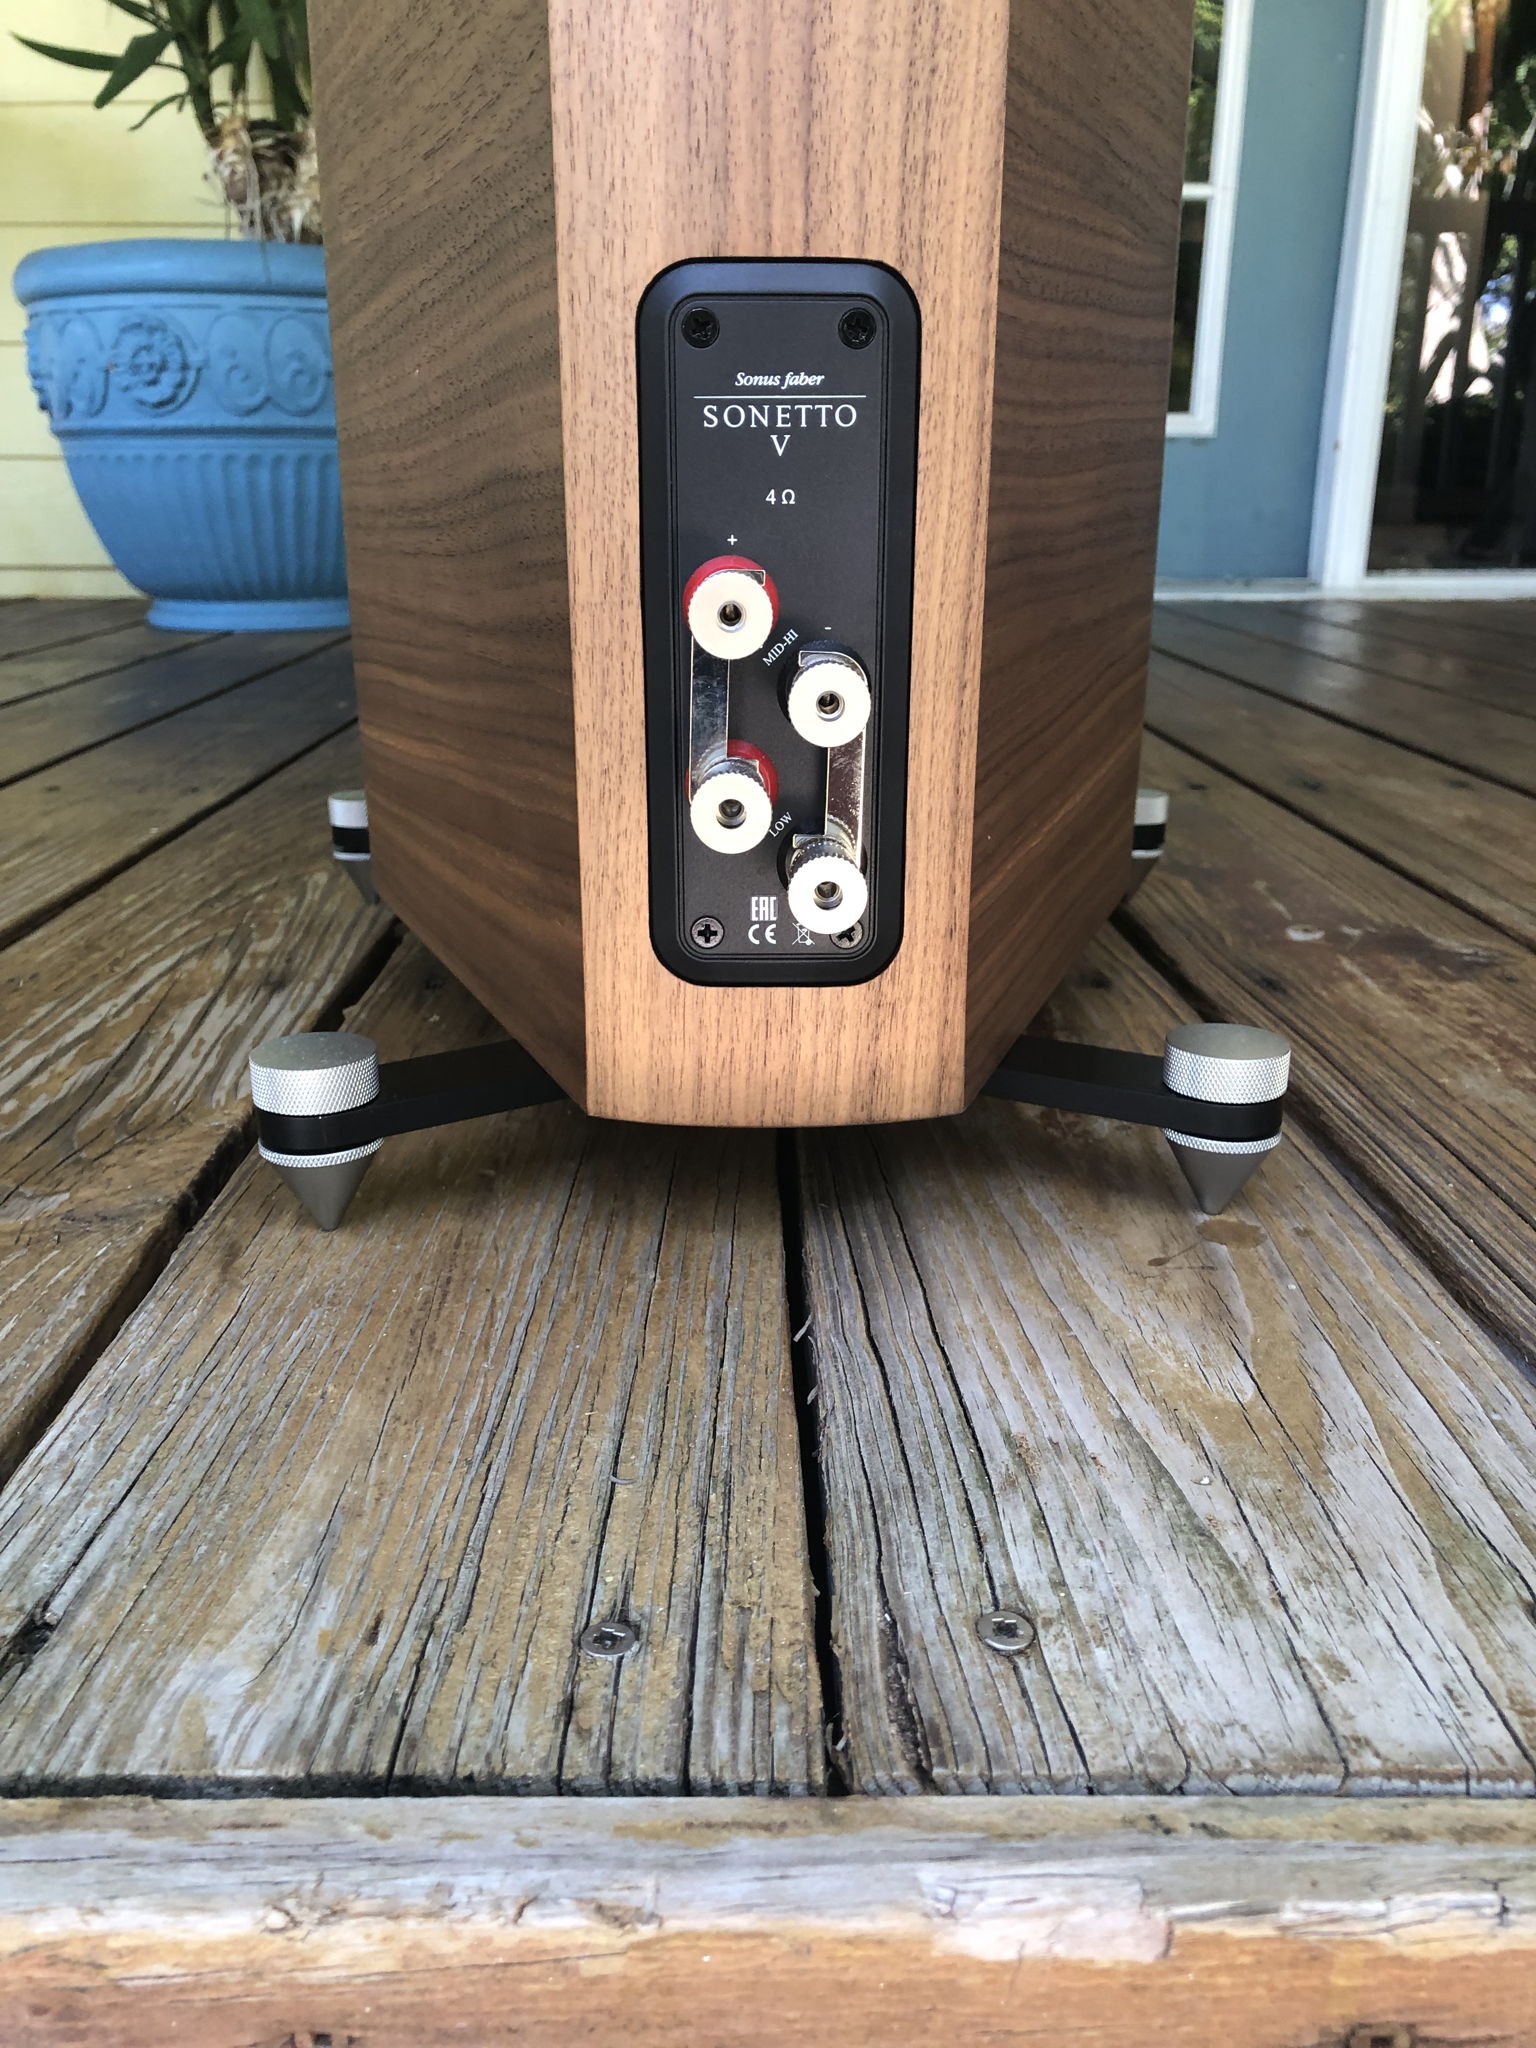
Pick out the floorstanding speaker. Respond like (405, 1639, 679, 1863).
(307, 0, 1195, 1131)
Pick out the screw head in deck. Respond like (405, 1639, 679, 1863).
(580, 1619, 640, 1659)
(976, 1609, 1037, 1655)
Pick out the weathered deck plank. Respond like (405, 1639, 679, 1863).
(1149, 607, 1536, 793)
(0, 598, 145, 667)
(0, 734, 390, 1482)
(1130, 733, 1536, 1359)
(0, 640, 356, 944)
(0, 941, 819, 1796)
(801, 931, 1536, 1796)
(1167, 599, 1536, 719)
(1145, 652, 1536, 947)
(4, 1795, 1536, 2048)
(0, 622, 223, 714)
(1312, 594, 1536, 665)
(1, 629, 345, 783)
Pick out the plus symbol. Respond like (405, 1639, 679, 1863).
(726, 534, 738, 544)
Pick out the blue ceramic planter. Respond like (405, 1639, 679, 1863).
(15, 238, 348, 631)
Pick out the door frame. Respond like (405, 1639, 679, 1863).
(1308, 0, 1536, 595)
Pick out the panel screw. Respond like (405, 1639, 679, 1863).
(690, 916, 724, 950)
(977, 1609, 1036, 1654)
(681, 306, 719, 348)
(830, 921, 865, 949)
(580, 1619, 639, 1659)
(838, 306, 877, 350)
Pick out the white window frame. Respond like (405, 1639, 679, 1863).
(1167, 0, 1255, 439)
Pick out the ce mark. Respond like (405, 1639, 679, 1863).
(748, 922, 778, 946)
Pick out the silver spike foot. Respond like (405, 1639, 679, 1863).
(1160, 1022, 1291, 1215)
(249, 1030, 382, 1231)
(1165, 1133, 1280, 1215)
(270, 1151, 376, 1232)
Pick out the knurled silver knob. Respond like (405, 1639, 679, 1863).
(249, 1031, 382, 1167)
(327, 789, 369, 832)
(1135, 788, 1169, 829)
(1162, 1023, 1290, 1106)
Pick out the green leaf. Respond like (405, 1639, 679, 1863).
(231, 0, 282, 59)
(12, 36, 121, 72)
(205, 25, 252, 71)
(103, 0, 166, 23)
(129, 89, 188, 128)
(93, 26, 178, 106)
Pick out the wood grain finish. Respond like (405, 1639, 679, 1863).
(964, 0, 1190, 1091)
(0, 938, 818, 1797)
(309, 0, 585, 1099)
(6, 1796, 1536, 2046)
(317, 0, 1181, 1125)
(553, 0, 1008, 1123)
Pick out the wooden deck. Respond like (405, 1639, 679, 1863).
(4, 595, 1536, 2042)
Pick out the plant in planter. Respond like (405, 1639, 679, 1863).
(12, 1, 347, 630)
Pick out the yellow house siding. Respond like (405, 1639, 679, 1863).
(0, 1, 224, 597)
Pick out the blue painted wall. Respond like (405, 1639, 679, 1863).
(1156, 0, 1370, 582)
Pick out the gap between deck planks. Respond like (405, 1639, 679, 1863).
(1126, 733, 1536, 1363)
(0, 628, 348, 785)
(0, 734, 392, 1481)
(1144, 650, 1536, 948)
(3, 604, 1536, 1806)
(4, 916, 1536, 1799)
(0, 639, 358, 946)
(799, 928, 1536, 1796)
(0, 598, 148, 667)
(1164, 598, 1536, 720)
(1150, 605, 1536, 794)
(0, 938, 820, 1798)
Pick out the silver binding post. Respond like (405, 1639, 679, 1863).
(1160, 1023, 1291, 1214)
(249, 1031, 383, 1231)
(328, 789, 377, 904)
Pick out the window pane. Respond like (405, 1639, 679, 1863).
(1368, 0, 1536, 569)
(1169, 199, 1208, 413)
(1186, 0, 1225, 185)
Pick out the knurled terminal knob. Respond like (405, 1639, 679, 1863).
(689, 742, 778, 855)
(249, 1031, 383, 1231)
(785, 834, 868, 936)
(785, 649, 871, 747)
(1160, 1022, 1291, 1216)
(683, 554, 779, 661)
